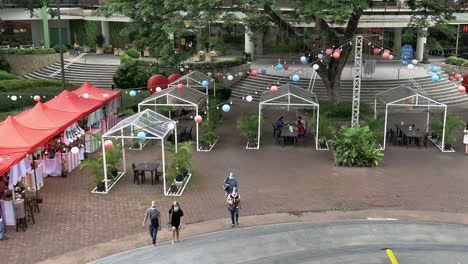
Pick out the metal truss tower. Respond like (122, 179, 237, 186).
(351, 35, 363, 127)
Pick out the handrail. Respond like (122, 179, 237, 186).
(49, 52, 87, 77)
(395, 66, 428, 95)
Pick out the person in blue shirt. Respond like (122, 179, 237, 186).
(223, 172, 238, 197)
(275, 116, 285, 129)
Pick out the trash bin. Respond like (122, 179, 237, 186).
(243, 52, 251, 62)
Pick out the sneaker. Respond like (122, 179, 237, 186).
(171, 240, 175, 244)
(152, 243, 156, 246)
(236, 222, 239, 226)
(231, 224, 235, 227)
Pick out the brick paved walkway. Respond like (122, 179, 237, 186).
(2, 102, 468, 264)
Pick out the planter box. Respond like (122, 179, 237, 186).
(166, 173, 192, 196)
(428, 136, 455, 152)
(129, 140, 149, 150)
(198, 137, 220, 152)
(91, 172, 126, 194)
(441, 64, 468, 76)
(317, 141, 329, 151)
(245, 140, 258, 150)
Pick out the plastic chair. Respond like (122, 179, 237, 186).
(132, 163, 145, 184)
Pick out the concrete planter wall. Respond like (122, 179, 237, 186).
(217, 64, 251, 88)
(5, 52, 70, 75)
(441, 64, 468, 76)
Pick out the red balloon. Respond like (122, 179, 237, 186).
(147, 74, 169, 94)
(455, 73, 462, 80)
(383, 49, 391, 54)
(104, 140, 113, 149)
(382, 52, 390, 60)
(325, 48, 333, 56)
(177, 83, 185, 90)
(373, 48, 381, 55)
(167, 73, 182, 83)
(448, 75, 454, 81)
(332, 52, 340, 59)
(335, 48, 342, 53)
(283, 64, 289, 70)
(33, 95, 41, 102)
(458, 86, 466, 94)
(251, 69, 258, 76)
(216, 72, 223, 78)
(271, 86, 278, 93)
(194, 115, 203, 123)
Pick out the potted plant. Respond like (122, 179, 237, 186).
(317, 114, 335, 149)
(105, 143, 123, 179)
(441, 113, 463, 150)
(96, 35, 105, 55)
(167, 141, 194, 192)
(237, 113, 260, 148)
(199, 120, 218, 150)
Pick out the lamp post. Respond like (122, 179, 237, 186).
(57, 0, 66, 89)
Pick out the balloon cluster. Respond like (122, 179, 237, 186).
(447, 72, 466, 94)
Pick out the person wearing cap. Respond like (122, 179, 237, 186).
(226, 187, 241, 227)
(223, 172, 238, 197)
(143, 201, 161, 246)
(168, 201, 184, 244)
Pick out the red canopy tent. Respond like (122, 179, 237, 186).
(72, 81, 121, 103)
(45, 90, 104, 117)
(0, 150, 29, 178)
(15, 102, 83, 131)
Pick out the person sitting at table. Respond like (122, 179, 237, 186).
(275, 116, 285, 129)
(298, 116, 306, 129)
(296, 120, 306, 136)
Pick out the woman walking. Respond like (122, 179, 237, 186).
(168, 201, 184, 244)
(464, 123, 468, 154)
(227, 187, 241, 227)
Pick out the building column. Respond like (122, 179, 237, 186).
(393, 27, 402, 55)
(255, 31, 264, 56)
(41, 6, 50, 48)
(416, 29, 427, 61)
(101, 20, 110, 46)
(244, 26, 255, 60)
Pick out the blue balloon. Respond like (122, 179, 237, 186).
(431, 75, 440, 82)
(402, 60, 408, 66)
(129, 90, 137, 97)
(276, 64, 283, 70)
(202, 80, 209, 87)
(431, 66, 439, 73)
(260, 69, 267, 75)
(292, 75, 300, 82)
(438, 74, 443, 80)
(222, 104, 230, 112)
(137, 131, 146, 140)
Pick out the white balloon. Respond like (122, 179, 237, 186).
(156, 87, 162, 92)
(317, 54, 324, 59)
(227, 75, 234, 80)
(389, 55, 394, 60)
(168, 123, 175, 130)
(407, 64, 415, 69)
(300, 56, 307, 62)
(411, 59, 418, 65)
(312, 64, 319, 70)
(10, 95, 17, 101)
(83, 93, 90, 99)
(246, 95, 253, 102)
(71, 146, 79, 154)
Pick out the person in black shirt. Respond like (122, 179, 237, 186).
(168, 201, 184, 244)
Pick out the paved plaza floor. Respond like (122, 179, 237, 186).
(2, 101, 468, 264)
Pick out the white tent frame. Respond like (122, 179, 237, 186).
(257, 84, 320, 150)
(100, 109, 177, 195)
(375, 87, 448, 151)
(138, 86, 207, 151)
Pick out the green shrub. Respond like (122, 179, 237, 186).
(0, 86, 66, 112)
(126, 48, 140, 58)
(330, 126, 384, 167)
(215, 88, 232, 101)
(446, 56, 468, 66)
(237, 112, 260, 142)
(113, 60, 152, 89)
(52, 45, 69, 53)
(0, 71, 20, 80)
(0, 56, 10, 72)
(319, 101, 372, 120)
(0, 79, 73, 92)
(0, 48, 56, 55)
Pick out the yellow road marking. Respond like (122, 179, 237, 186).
(386, 249, 399, 264)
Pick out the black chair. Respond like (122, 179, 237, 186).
(423, 133, 429, 148)
(275, 130, 284, 145)
(132, 163, 145, 184)
(187, 126, 193, 141)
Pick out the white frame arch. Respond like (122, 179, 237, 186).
(257, 83, 320, 150)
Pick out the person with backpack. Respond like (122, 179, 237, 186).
(142, 201, 161, 246)
(227, 187, 241, 227)
(223, 172, 237, 197)
(168, 201, 184, 244)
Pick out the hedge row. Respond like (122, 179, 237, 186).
(0, 86, 66, 113)
(0, 48, 56, 55)
(0, 79, 74, 92)
(0, 71, 20, 80)
(446, 56, 468, 66)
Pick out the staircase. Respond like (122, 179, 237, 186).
(24, 61, 118, 88)
(231, 73, 468, 107)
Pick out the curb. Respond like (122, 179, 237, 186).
(36, 209, 468, 264)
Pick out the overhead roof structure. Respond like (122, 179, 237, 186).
(73, 81, 121, 104)
(45, 90, 103, 117)
(257, 83, 320, 150)
(138, 85, 207, 109)
(168, 70, 214, 89)
(101, 109, 177, 194)
(15, 102, 82, 131)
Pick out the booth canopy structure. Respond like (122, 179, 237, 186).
(45, 90, 103, 118)
(73, 81, 121, 103)
(100, 109, 177, 194)
(375, 85, 447, 151)
(15, 102, 82, 131)
(168, 70, 214, 89)
(258, 83, 320, 149)
(138, 85, 208, 151)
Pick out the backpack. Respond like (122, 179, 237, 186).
(149, 209, 159, 227)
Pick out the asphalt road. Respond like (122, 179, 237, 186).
(91, 220, 468, 264)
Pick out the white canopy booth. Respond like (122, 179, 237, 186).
(168, 70, 215, 95)
(138, 86, 208, 151)
(375, 85, 448, 151)
(257, 83, 320, 149)
(100, 109, 177, 195)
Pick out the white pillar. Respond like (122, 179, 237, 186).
(416, 29, 427, 61)
(101, 138, 108, 193)
(257, 104, 262, 149)
(316, 105, 320, 150)
(162, 139, 167, 195)
(393, 27, 402, 55)
(101, 20, 110, 46)
(244, 26, 255, 60)
(383, 105, 389, 150)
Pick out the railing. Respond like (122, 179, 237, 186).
(49, 52, 87, 77)
(4, 0, 102, 7)
(396, 66, 428, 95)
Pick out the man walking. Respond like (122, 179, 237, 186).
(143, 201, 161, 246)
(223, 172, 238, 197)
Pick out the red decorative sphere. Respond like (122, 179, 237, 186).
(33, 95, 41, 102)
(251, 69, 258, 76)
(373, 48, 381, 55)
(332, 52, 340, 59)
(448, 75, 454, 81)
(104, 140, 113, 149)
(194, 115, 203, 123)
(167, 73, 182, 83)
(283, 64, 289, 70)
(216, 72, 223, 78)
(177, 83, 185, 90)
(382, 52, 390, 60)
(147, 74, 169, 94)
(325, 48, 333, 56)
(458, 86, 466, 94)
(455, 73, 462, 80)
(271, 86, 278, 93)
